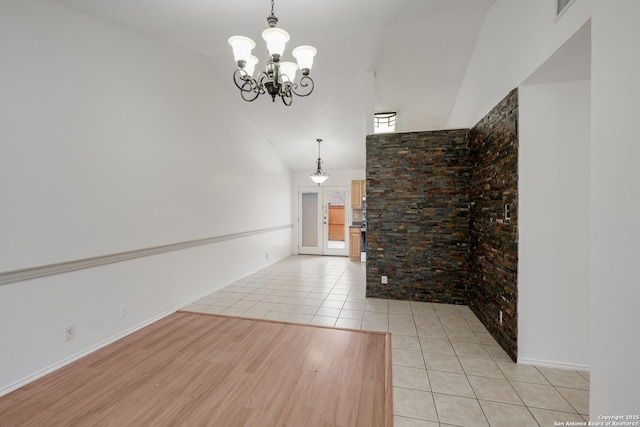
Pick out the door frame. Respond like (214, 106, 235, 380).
(298, 186, 349, 256)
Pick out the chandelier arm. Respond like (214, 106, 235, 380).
(281, 91, 293, 106)
(240, 81, 261, 102)
(232, 69, 252, 91)
(256, 71, 270, 89)
(290, 75, 314, 97)
(282, 82, 293, 98)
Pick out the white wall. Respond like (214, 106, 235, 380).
(0, 0, 293, 394)
(519, 80, 590, 369)
(0, 230, 292, 395)
(590, 0, 640, 416)
(291, 169, 365, 253)
(448, 0, 592, 128)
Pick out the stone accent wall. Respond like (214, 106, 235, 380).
(468, 89, 519, 361)
(364, 91, 519, 361)
(366, 130, 470, 304)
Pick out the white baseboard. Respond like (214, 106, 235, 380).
(518, 357, 590, 372)
(0, 252, 293, 398)
(0, 308, 176, 398)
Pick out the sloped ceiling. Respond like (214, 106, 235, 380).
(55, 0, 497, 171)
(525, 21, 591, 85)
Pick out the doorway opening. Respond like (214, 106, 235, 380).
(298, 186, 348, 256)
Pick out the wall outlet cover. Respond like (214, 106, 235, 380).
(64, 324, 75, 341)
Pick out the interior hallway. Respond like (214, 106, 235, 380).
(183, 255, 590, 427)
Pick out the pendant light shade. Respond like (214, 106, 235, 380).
(309, 174, 330, 185)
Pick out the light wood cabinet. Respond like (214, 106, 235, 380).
(349, 227, 361, 261)
(351, 180, 365, 209)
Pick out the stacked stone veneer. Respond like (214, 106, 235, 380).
(366, 130, 470, 304)
(365, 90, 519, 361)
(467, 89, 519, 361)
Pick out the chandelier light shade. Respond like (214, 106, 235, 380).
(243, 55, 259, 78)
(228, 0, 317, 106)
(262, 27, 289, 57)
(309, 139, 330, 185)
(292, 46, 317, 70)
(228, 36, 256, 62)
(279, 62, 299, 82)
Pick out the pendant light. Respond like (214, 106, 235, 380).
(309, 139, 330, 185)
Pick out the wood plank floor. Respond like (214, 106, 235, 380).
(0, 312, 392, 426)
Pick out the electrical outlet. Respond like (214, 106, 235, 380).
(63, 324, 75, 342)
(499, 310, 503, 325)
(381, 276, 388, 284)
(120, 304, 128, 318)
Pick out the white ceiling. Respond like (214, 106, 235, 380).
(55, 0, 497, 171)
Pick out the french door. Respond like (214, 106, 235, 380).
(298, 186, 348, 256)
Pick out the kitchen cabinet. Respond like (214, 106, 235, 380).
(349, 227, 361, 261)
(351, 180, 365, 209)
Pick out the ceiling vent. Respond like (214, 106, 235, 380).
(557, 0, 576, 18)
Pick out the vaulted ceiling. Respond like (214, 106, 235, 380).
(55, 0, 497, 171)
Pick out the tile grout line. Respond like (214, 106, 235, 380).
(412, 302, 441, 426)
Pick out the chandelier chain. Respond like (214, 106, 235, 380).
(271, 0, 275, 16)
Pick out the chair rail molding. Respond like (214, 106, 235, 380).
(0, 224, 293, 286)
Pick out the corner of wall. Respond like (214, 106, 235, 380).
(467, 88, 519, 361)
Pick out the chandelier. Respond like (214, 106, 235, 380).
(309, 139, 330, 185)
(228, 0, 317, 106)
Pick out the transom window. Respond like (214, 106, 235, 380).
(374, 112, 396, 134)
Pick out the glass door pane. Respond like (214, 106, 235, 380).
(301, 192, 318, 247)
(299, 188, 322, 255)
(326, 189, 346, 251)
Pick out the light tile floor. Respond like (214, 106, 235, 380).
(183, 255, 590, 427)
